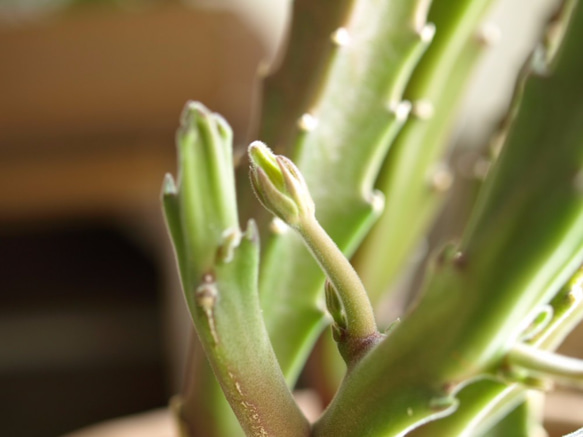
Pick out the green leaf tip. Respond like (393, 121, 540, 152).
(180, 100, 231, 135)
(169, 101, 239, 279)
(243, 219, 259, 244)
(180, 100, 207, 123)
(162, 173, 177, 197)
(248, 141, 284, 189)
(248, 141, 315, 226)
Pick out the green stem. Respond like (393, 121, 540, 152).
(508, 343, 583, 387)
(174, 334, 243, 437)
(414, 266, 583, 436)
(248, 141, 379, 361)
(299, 216, 378, 342)
(163, 103, 309, 437)
(354, 0, 495, 303)
(315, 2, 583, 434)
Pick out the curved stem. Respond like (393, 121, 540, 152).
(298, 216, 378, 340)
(248, 141, 379, 351)
(508, 343, 583, 387)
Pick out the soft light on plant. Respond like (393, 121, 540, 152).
(162, 1, 583, 436)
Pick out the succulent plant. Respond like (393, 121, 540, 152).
(163, 0, 583, 435)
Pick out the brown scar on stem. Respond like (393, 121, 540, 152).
(228, 369, 268, 437)
(195, 273, 219, 345)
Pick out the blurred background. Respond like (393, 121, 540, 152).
(0, 0, 580, 436)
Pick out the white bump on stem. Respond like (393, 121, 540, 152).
(331, 27, 352, 47)
(412, 99, 435, 120)
(419, 23, 436, 43)
(429, 165, 453, 193)
(478, 22, 502, 46)
(388, 100, 412, 122)
(298, 113, 318, 132)
(369, 190, 385, 214)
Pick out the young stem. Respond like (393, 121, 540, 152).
(298, 216, 378, 342)
(508, 343, 583, 387)
(248, 141, 379, 360)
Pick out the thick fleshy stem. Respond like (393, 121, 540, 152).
(163, 104, 309, 437)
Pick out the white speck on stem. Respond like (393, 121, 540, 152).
(388, 100, 412, 122)
(412, 99, 435, 120)
(369, 190, 385, 213)
(429, 165, 453, 192)
(419, 23, 436, 43)
(298, 113, 318, 131)
(331, 27, 352, 47)
(478, 22, 502, 46)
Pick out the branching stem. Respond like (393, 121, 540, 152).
(508, 343, 583, 387)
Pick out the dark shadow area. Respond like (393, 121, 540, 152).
(0, 221, 167, 437)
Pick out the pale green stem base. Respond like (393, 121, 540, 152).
(508, 343, 583, 387)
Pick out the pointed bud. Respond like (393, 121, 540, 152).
(325, 279, 347, 330)
(248, 141, 315, 226)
